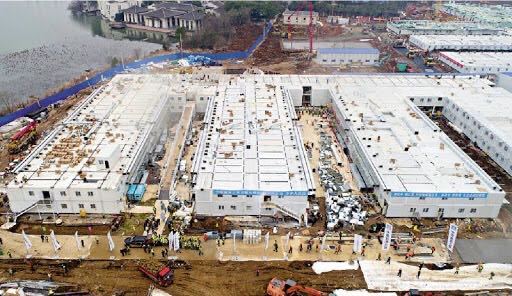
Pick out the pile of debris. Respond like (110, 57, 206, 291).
(318, 133, 367, 230)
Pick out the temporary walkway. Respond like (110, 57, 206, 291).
(0, 22, 272, 127)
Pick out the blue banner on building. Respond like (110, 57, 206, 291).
(213, 189, 308, 197)
(390, 191, 488, 199)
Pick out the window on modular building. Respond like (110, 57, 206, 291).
(200, 97, 204, 101)
(419, 197, 426, 200)
(458, 208, 465, 213)
(427, 98, 432, 102)
(322, 59, 327, 62)
(278, 195, 284, 198)
(247, 195, 253, 197)
(99, 160, 104, 164)
(75, 191, 81, 197)
(217, 194, 223, 197)
(88, 191, 94, 196)
(28, 191, 34, 196)
(505, 146, 509, 151)
(331, 59, 336, 63)
(365, 60, 370, 63)
(61, 204, 68, 209)
(409, 208, 416, 212)
(90, 204, 96, 209)
(246, 206, 252, 210)
(230, 205, 236, 210)
(470, 208, 477, 213)
(422, 208, 429, 213)
(78, 204, 84, 209)
(60, 191, 66, 196)
(178, 97, 182, 101)
(442, 197, 448, 200)
(232, 195, 238, 197)
(218, 205, 224, 210)
(469, 197, 475, 200)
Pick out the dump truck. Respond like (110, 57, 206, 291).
(138, 264, 174, 287)
(267, 278, 334, 296)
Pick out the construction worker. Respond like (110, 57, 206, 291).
(489, 272, 495, 280)
(419, 262, 424, 271)
(477, 262, 484, 273)
(299, 243, 303, 252)
(256, 269, 260, 277)
(288, 246, 293, 254)
(386, 256, 391, 264)
(455, 264, 460, 275)
(273, 240, 278, 252)
(397, 268, 402, 277)
(417, 269, 421, 279)
(361, 245, 366, 257)
(377, 253, 382, 261)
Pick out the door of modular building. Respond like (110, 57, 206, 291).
(264, 195, 271, 202)
(302, 86, 311, 106)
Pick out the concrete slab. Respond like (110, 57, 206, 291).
(455, 239, 512, 264)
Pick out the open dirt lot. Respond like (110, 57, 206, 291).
(0, 259, 366, 296)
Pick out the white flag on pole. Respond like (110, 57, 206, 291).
(174, 232, 180, 251)
(446, 223, 458, 252)
(22, 230, 32, 250)
(74, 231, 81, 250)
(168, 232, 174, 251)
(107, 231, 115, 252)
(284, 232, 290, 252)
(264, 232, 270, 251)
(320, 234, 327, 251)
(50, 230, 61, 251)
(353, 234, 363, 253)
(382, 223, 393, 251)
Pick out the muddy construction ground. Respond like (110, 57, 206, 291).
(0, 259, 366, 296)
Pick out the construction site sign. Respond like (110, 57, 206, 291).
(382, 223, 393, 251)
(446, 223, 458, 252)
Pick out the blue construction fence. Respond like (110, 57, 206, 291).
(0, 21, 273, 127)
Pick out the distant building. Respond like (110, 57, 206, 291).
(315, 47, 380, 66)
(283, 9, 319, 26)
(327, 16, 349, 25)
(98, 0, 142, 21)
(122, 2, 204, 31)
(438, 51, 512, 74)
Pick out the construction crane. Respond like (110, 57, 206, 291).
(287, 1, 314, 53)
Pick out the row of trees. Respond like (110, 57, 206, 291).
(182, 1, 285, 50)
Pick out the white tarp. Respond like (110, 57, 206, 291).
(360, 260, 512, 291)
(312, 261, 360, 274)
(333, 289, 397, 296)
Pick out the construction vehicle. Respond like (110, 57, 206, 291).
(286, 1, 314, 53)
(267, 278, 334, 296)
(424, 57, 436, 66)
(7, 120, 38, 154)
(138, 263, 174, 287)
(406, 49, 422, 59)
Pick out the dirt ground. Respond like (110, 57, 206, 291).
(0, 259, 366, 296)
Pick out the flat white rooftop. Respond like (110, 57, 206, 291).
(410, 35, 512, 51)
(9, 75, 172, 191)
(194, 76, 314, 196)
(332, 77, 499, 194)
(439, 51, 512, 72)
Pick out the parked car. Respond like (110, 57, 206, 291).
(124, 236, 148, 247)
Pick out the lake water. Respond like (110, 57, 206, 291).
(0, 1, 171, 110)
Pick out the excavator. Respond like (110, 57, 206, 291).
(267, 278, 334, 296)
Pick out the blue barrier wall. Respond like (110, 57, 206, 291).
(0, 22, 273, 127)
